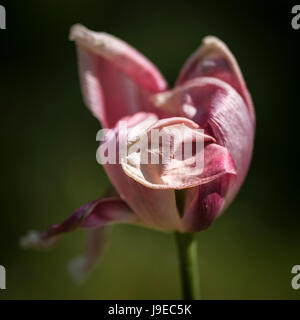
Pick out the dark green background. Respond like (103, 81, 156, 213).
(0, 0, 299, 299)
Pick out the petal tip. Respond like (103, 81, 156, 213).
(67, 255, 87, 285)
(69, 24, 122, 61)
(20, 230, 58, 249)
(20, 231, 40, 249)
(202, 35, 225, 48)
(69, 23, 85, 41)
(201, 36, 240, 69)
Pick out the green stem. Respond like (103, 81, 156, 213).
(175, 232, 201, 300)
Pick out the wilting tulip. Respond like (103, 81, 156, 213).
(21, 24, 255, 298)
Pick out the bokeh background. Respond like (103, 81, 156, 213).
(0, 0, 299, 299)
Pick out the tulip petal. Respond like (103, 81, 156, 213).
(99, 112, 184, 231)
(153, 77, 254, 207)
(176, 36, 254, 123)
(68, 227, 108, 283)
(181, 146, 237, 232)
(20, 197, 136, 249)
(153, 77, 254, 230)
(70, 24, 168, 128)
(181, 177, 234, 232)
(120, 117, 236, 190)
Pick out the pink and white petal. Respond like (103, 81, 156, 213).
(106, 167, 183, 231)
(20, 197, 136, 249)
(70, 24, 168, 128)
(176, 36, 254, 123)
(99, 113, 184, 231)
(153, 77, 254, 208)
(120, 117, 234, 190)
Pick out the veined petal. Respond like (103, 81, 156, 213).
(152, 76, 254, 230)
(120, 117, 236, 190)
(70, 24, 168, 128)
(176, 36, 254, 123)
(20, 197, 136, 249)
(153, 77, 254, 207)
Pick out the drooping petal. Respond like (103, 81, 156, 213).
(68, 227, 109, 283)
(121, 117, 236, 190)
(20, 197, 136, 249)
(70, 24, 168, 128)
(98, 112, 184, 231)
(176, 36, 255, 123)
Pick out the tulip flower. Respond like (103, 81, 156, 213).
(21, 24, 255, 299)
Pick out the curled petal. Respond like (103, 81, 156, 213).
(153, 77, 254, 208)
(70, 24, 168, 128)
(99, 112, 184, 231)
(20, 197, 136, 249)
(176, 36, 254, 123)
(120, 117, 236, 190)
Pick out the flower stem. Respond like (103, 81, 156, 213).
(175, 232, 201, 300)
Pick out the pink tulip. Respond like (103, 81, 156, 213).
(21, 25, 255, 281)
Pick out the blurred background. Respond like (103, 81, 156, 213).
(0, 0, 299, 299)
